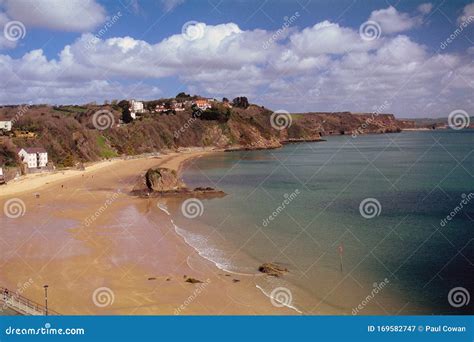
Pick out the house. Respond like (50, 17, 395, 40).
(0, 120, 12, 131)
(17, 147, 48, 169)
(130, 100, 145, 114)
(194, 99, 211, 110)
(171, 100, 185, 112)
(155, 103, 167, 112)
(0, 167, 5, 184)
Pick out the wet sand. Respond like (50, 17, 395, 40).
(0, 149, 296, 315)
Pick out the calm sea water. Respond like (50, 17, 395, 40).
(179, 131, 473, 315)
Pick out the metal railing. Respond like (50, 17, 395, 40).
(0, 287, 59, 316)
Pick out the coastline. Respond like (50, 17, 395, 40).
(0, 148, 212, 199)
(0, 147, 297, 315)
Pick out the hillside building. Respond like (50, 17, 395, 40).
(17, 147, 48, 169)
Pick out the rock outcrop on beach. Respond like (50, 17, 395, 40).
(145, 167, 184, 192)
(258, 263, 289, 277)
(131, 167, 226, 198)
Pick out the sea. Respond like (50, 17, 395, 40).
(173, 130, 473, 315)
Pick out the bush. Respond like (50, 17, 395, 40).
(195, 107, 230, 123)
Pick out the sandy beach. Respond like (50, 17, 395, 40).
(0, 148, 296, 315)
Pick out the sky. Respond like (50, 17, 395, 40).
(0, 0, 473, 118)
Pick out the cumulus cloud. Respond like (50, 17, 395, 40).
(417, 3, 433, 15)
(2, 0, 106, 32)
(0, 19, 472, 117)
(458, 3, 474, 24)
(368, 6, 421, 34)
(290, 21, 379, 56)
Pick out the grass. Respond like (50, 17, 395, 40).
(96, 135, 118, 159)
(53, 106, 88, 115)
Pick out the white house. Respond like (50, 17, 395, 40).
(17, 147, 48, 169)
(0, 120, 12, 131)
(0, 167, 4, 184)
(130, 100, 145, 113)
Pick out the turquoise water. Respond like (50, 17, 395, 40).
(180, 131, 473, 315)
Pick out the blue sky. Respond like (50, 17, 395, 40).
(0, 0, 473, 118)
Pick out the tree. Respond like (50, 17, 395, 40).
(232, 97, 249, 108)
(222, 97, 229, 103)
(176, 92, 191, 99)
(198, 107, 231, 123)
(118, 100, 133, 123)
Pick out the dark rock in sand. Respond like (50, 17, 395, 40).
(258, 263, 288, 277)
(185, 277, 203, 284)
(232, 279, 240, 283)
(148, 277, 156, 281)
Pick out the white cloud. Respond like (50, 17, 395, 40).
(0, 19, 472, 118)
(368, 6, 420, 34)
(458, 3, 474, 24)
(290, 21, 379, 56)
(3, 0, 106, 32)
(417, 3, 433, 15)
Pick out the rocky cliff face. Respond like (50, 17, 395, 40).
(0, 104, 407, 167)
(290, 112, 404, 138)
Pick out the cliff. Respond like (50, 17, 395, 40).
(0, 102, 407, 168)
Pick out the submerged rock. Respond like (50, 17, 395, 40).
(258, 263, 288, 277)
